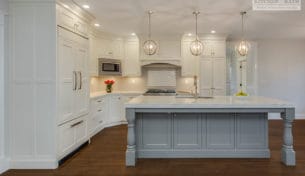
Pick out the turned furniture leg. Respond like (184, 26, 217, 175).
(281, 108, 296, 166)
(126, 108, 136, 166)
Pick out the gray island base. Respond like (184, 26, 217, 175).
(125, 96, 296, 166)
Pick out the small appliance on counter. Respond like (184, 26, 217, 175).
(98, 58, 122, 76)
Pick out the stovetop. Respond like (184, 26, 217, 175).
(143, 89, 176, 96)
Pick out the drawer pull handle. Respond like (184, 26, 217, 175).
(97, 100, 102, 102)
(98, 109, 102, 112)
(70, 120, 84, 128)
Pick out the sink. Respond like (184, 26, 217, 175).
(175, 93, 213, 99)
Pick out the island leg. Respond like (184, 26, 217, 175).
(281, 108, 296, 166)
(126, 108, 136, 166)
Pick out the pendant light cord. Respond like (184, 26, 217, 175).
(194, 11, 199, 40)
(241, 11, 246, 40)
(148, 11, 152, 40)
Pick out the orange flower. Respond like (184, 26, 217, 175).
(104, 80, 115, 85)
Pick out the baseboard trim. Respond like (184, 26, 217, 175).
(104, 121, 127, 128)
(0, 157, 9, 174)
(9, 158, 58, 169)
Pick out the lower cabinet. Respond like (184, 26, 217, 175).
(58, 115, 88, 160)
(88, 93, 140, 138)
(136, 113, 268, 154)
(89, 96, 108, 136)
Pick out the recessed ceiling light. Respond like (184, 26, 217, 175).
(131, 33, 136, 36)
(63, 4, 69, 9)
(187, 33, 192, 36)
(211, 30, 216, 34)
(94, 23, 100, 27)
(82, 4, 90, 9)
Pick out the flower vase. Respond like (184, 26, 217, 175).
(106, 84, 112, 93)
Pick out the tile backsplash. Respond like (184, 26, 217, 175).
(90, 69, 196, 93)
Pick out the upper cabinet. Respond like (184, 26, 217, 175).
(123, 37, 141, 77)
(139, 35, 182, 62)
(202, 40, 226, 58)
(56, 4, 89, 37)
(181, 39, 199, 77)
(89, 33, 124, 76)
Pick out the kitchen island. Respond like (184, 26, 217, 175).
(125, 96, 296, 166)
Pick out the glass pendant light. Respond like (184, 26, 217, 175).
(143, 10, 157, 55)
(190, 11, 203, 56)
(236, 11, 250, 57)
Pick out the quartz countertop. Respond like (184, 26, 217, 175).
(125, 96, 294, 109)
(90, 91, 143, 99)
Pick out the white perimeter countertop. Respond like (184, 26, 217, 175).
(125, 96, 294, 109)
(90, 91, 143, 99)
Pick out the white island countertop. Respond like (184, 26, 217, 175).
(125, 96, 294, 109)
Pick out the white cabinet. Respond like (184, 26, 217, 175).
(58, 116, 88, 159)
(57, 5, 88, 37)
(58, 116, 88, 158)
(202, 40, 226, 58)
(89, 96, 108, 136)
(58, 28, 89, 125)
(99, 38, 124, 59)
(199, 57, 226, 97)
(112, 39, 124, 60)
(123, 39, 141, 76)
(88, 94, 140, 137)
(181, 40, 199, 77)
(109, 95, 124, 123)
(57, 27, 89, 160)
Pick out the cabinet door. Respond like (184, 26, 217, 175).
(202, 41, 213, 57)
(75, 19, 88, 37)
(100, 38, 113, 58)
(211, 41, 226, 58)
(199, 58, 213, 97)
(213, 58, 226, 96)
(88, 99, 98, 135)
(109, 95, 123, 123)
(57, 6, 76, 32)
(236, 113, 268, 149)
(58, 30, 76, 124)
(181, 41, 198, 76)
(58, 119, 76, 158)
(207, 113, 235, 149)
(139, 113, 172, 149)
(173, 114, 201, 149)
(112, 39, 124, 60)
(74, 40, 89, 117)
(123, 40, 141, 76)
(75, 117, 88, 144)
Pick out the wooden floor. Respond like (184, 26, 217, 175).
(2, 120, 305, 176)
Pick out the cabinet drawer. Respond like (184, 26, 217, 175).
(58, 120, 76, 158)
(58, 116, 88, 159)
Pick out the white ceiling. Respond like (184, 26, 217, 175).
(74, 0, 305, 39)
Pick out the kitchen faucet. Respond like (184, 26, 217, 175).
(193, 75, 198, 99)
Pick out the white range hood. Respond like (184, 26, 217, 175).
(139, 34, 182, 67)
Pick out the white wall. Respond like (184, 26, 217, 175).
(8, 0, 57, 169)
(257, 40, 305, 119)
(0, 0, 9, 173)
